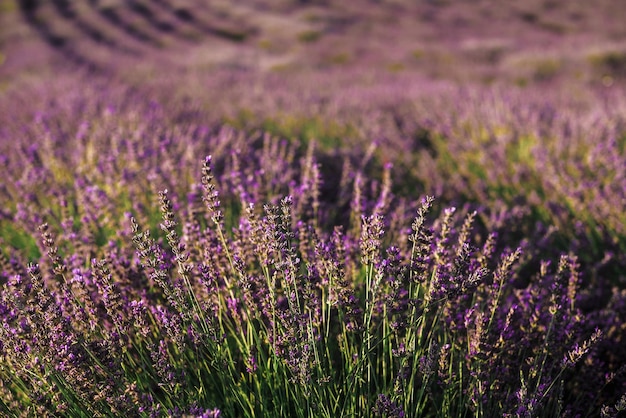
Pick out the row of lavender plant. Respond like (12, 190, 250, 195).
(1, 88, 625, 415)
(4, 70, 624, 270)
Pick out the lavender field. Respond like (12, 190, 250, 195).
(1, 1, 625, 417)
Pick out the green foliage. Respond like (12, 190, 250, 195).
(297, 30, 322, 43)
(225, 110, 357, 154)
(0, 222, 40, 261)
(588, 50, 626, 78)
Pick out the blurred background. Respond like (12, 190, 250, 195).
(1, 0, 625, 90)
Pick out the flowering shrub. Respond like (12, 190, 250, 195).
(0, 123, 624, 416)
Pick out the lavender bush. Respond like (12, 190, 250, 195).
(0, 114, 624, 415)
(2, 1, 626, 416)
